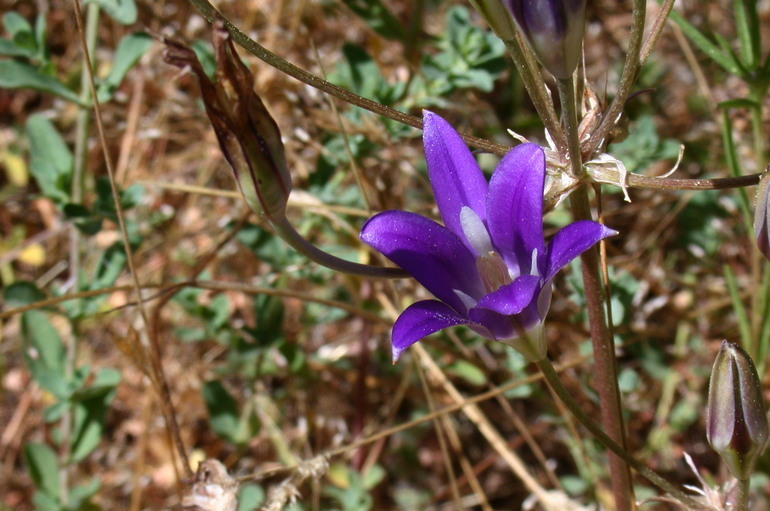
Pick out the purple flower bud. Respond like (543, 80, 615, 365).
(503, 0, 586, 78)
(754, 172, 770, 260)
(163, 24, 291, 221)
(707, 341, 769, 480)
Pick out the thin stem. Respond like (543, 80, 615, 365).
(640, 0, 675, 67)
(734, 478, 750, 511)
(270, 217, 407, 278)
(585, 0, 646, 155)
(558, 77, 635, 510)
(62, 3, 99, 504)
(73, 0, 191, 477)
(535, 359, 704, 509)
(500, 36, 566, 150)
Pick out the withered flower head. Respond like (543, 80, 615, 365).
(707, 340, 769, 480)
(163, 23, 291, 221)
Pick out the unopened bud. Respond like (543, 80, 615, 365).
(163, 24, 291, 220)
(706, 341, 769, 480)
(754, 171, 770, 260)
(502, 0, 587, 78)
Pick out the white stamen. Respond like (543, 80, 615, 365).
(530, 249, 540, 277)
(453, 289, 478, 311)
(459, 206, 494, 255)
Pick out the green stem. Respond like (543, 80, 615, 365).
(558, 77, 635, 510)
(535, 359, 704, 508)
(500, 36, 566, 151)
(270, 217, 407, 278)
(735, 477, 750, 511)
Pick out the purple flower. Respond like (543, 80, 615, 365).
(360, 111, 616, 362)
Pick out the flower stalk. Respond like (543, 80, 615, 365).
(535, 358, 704, 509)
(557, 76, 635, 510)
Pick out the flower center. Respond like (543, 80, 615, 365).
(476, 251, 512, 293)
(459, 206, 514, 294)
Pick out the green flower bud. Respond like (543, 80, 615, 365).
(707, 341, 769, 480)
(163, 24, 291, 221)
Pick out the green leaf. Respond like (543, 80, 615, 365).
(733, 0, 761, 71)
(666, 8, 742, 76)
(3, 281, 46, 307)
(97, 32, 152, 102)
(21, 310, 65, 377)
(446, 359, 486, 386)
(26, 113, 73, 203)
(339, 0, 406, 41)
(202, 380, 241, 443)
(0, 60, 84, 104)
(67, 479, 101, 510)
(84, 0, 137, 25)
(24, 442, 61, 498)
(70, 380, 118, 463)
(237, 484, 265, 511)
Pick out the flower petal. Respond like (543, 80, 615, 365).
(474, 274, 541, 315)
(487, 143, 547, 274)
(392, 300, 472, 362)
(360, 210, 484, 312)
(545, 220, 618, 281)
(423, 111, 488, 242)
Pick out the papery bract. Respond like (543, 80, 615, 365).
(360, 111, 616, 362)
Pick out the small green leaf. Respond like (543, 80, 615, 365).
(84, 0, 137, 25)
(24, 442, 61, 498)
(97, 32, 152, 102)
(447, 359, 486, 386)
(237, 484, 265, 511)
(3, 281, 46, 307)
(202, 380, 241, 443)
(340, 0, 406, 41)
(21, 310, 65, 377)
(0, 60, 84, 105)
(666, 8, 742, 76)
(26, 113, 73, 203)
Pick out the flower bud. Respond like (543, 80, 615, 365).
(163, 24, 291, 221)
(706, 340, 769, 480)
(754, 171, 770, 260)
(502, 0, 587, 78)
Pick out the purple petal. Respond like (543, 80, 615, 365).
(474, 275, 541, 315)
(360, 210, 484, 312)
(487, 144, 546, 274)
(545, 221, 618, 281)
(423, 111, 488, 243)
(392, 300, 472, 362)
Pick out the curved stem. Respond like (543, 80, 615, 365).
(535, 358, 704, 509)
(270, 216, 407, 278)
(558, 77, 635, 511)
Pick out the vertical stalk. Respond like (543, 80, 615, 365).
(734, 477, 750, 511)
(558, 77, 635, 511)
(535, 359, 702, 509)
(501, 37, 566, 150)
(61, 3, 99, 505)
